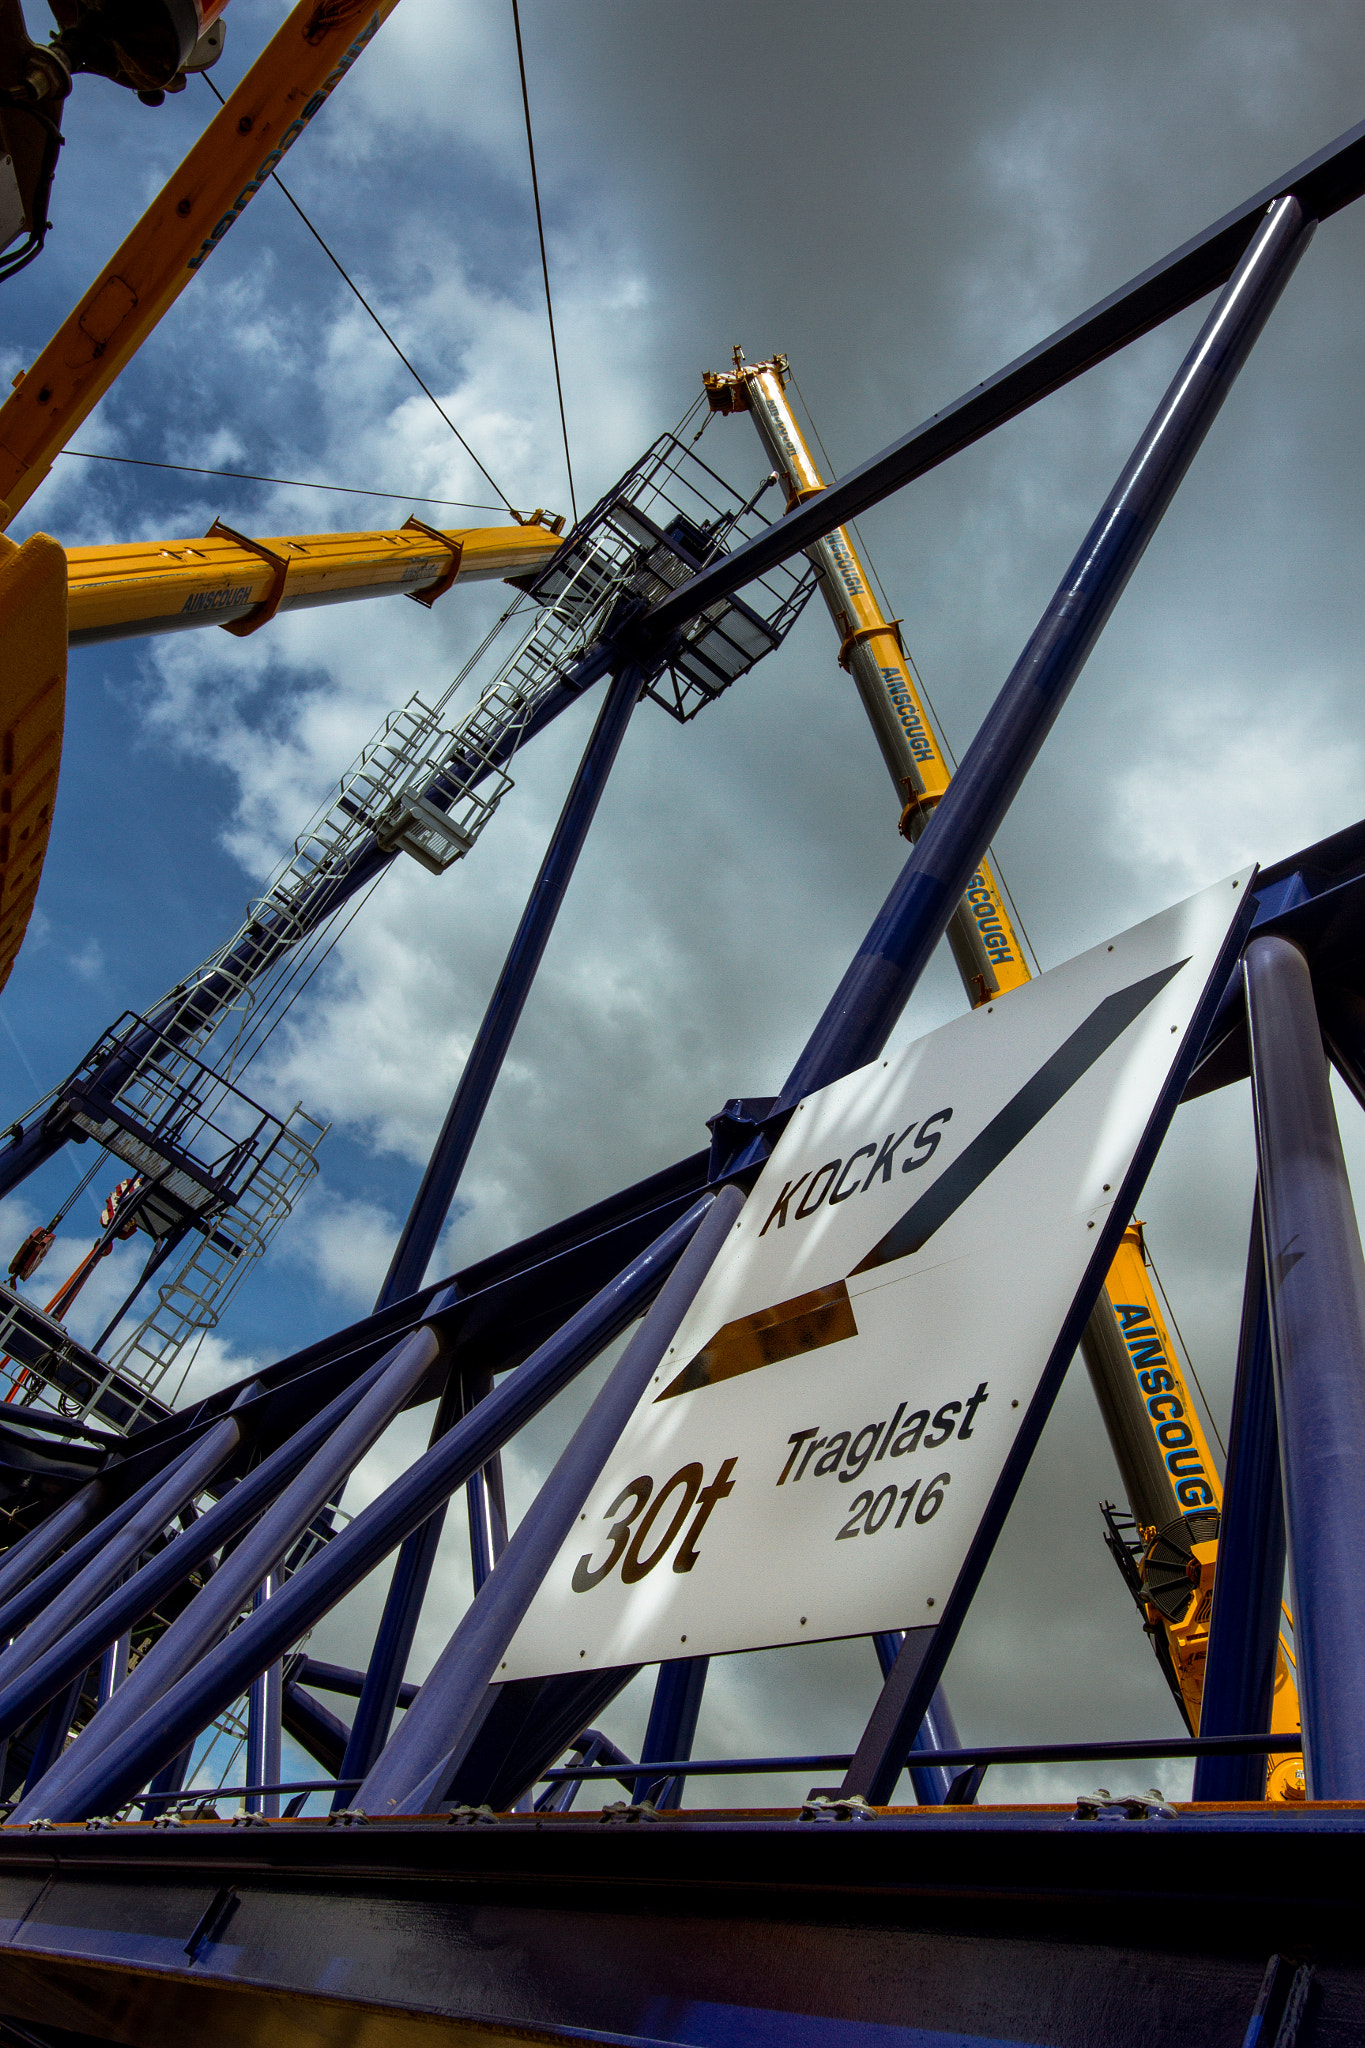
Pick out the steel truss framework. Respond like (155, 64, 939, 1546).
(1, 117, 1365, 2048)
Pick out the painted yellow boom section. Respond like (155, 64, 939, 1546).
(64, 519, 564, 646)
(705, 354, 1029, 1007)
(708, 351, 1301, 1790)
(0, 0, 403, 529)
(0, 532, 67, 994)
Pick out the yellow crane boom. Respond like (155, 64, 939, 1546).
(64, 515, 563, 646)
(705, 349, 1301, 1794)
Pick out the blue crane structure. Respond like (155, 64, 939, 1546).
(0, 117, 1363, 2048)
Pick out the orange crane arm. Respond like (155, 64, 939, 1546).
(0, 0, 403, 528)
(64, 517, 564, 645)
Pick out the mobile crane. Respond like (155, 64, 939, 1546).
(703, 349, 1301, 1799)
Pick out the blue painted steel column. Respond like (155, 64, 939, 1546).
(0, 1412, 249, 1691)
(378, 662, 645, 1308)
(872, 1634, 963, 1805)
(341, 661, 642, 1798)
(22, 1670, 88, 1795)
(634, 1657, 709, 1809)
(358, 1186, 742, 1817)
(0, 1436, 231, 1652)
(826, 199, 1311, 1811)
(1244, 934, 1365, 1799)
(1193, 1202, 1285, 1801)
(22, 1196, 713, 1822)
(766, 195, 1313, 1118)
(13, 1323, 447, 1820)
(0, 1481, 106, 1611)
(246, 1576, 282, 1817)
(0, 1349, 398, 1752)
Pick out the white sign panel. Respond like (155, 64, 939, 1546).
(501, 873, 1250, 1681)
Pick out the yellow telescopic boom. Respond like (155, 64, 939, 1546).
(64, 516, 563, 646)
(705, 353, 1028, 1010)
(707, 350, 1301, 1790)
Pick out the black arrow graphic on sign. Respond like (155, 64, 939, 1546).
(657, 959, 1188, 1401)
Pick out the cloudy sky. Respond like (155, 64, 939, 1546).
(2, 0, 1364, 1806)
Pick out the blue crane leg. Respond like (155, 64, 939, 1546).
(0, 1413, 248, 1690)
(22, 1196, 713, 1822)
(378, 662, 644, 1307)
(1244, 935, 1365, 1799)
(769, 194, 1313, 1117)
(827, 196, 1312, 1809)
(12, 1324, 447, 1820)
(0, 1350, 396, 1749)
(357, 1185, 740, 1817)
(1193, 1207, 1285, 1801)
(634, 1657, 710, 1809)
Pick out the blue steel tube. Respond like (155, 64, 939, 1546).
(334, 1366, 505, 1806)
(346, 655, 641, 1788)
(0, 1444, 219, 1649)
(1244, 935, 1365, 1800)
(1192, 1201, 1285, 1801)
(908, 1686, 964, 1806)
(15, 1323, 445, 1819)
(245, 1576, 282, 1818)
(23, 1669, 90, 1792)
(0, 1350, 397, 1748)
(873, 1633, 962, 1804)
(358, 1185, 742, 1818)
(333, 1370, 469, 1804)
(771, 194, 1314, 1115)
(0, 1480, 107, 1611)
(633, 1657, 710, 1809)
(378, 662, 645, 1307)
(18, 1196, 713, 1822)
(0, 1414, 248, 1686)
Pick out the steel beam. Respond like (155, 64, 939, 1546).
(246, 1577, 282, 1819)
(23, 1197, 714, 1821)
(1193, 1205, 1285, 1801)
(771, 195, 1313, 1112)
(0, 1350, 396, 1751)
(634, 1658, 710, 1808)
(333, 1370, 469, 1804)
(380, 662, 645, 1306)
(1244, 935, 1365, 1799)
(0, 1412, 248, 1691)
(0, 1481, 105, 1613)
(12, 1324, 448, 1821)
(828, 200, 1303, 1804)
